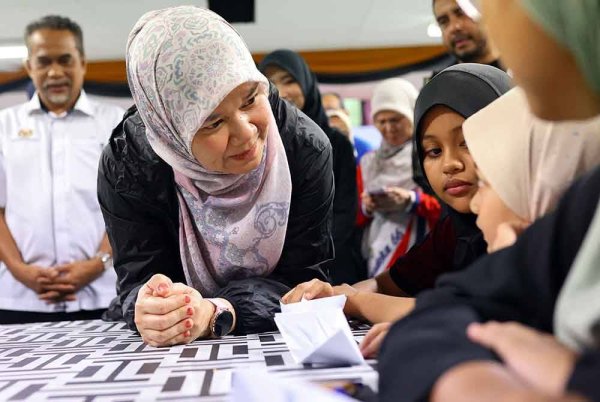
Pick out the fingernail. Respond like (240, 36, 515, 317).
(184, 295, 191, 304)
(184, 330, 191, 337)
(187, 307, 193, 316)
(185, 320, 192, 328)
(158, 284, 167, 293)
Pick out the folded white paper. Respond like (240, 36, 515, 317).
(275, 295, 365, 366)
(232, 369, 356, 402)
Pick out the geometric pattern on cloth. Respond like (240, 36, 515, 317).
(0, 320, 376, 401)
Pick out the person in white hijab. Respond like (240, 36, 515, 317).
(99, 6, 335, 346)
(466, 87, 600, 252)
(360, 78, 439, 278)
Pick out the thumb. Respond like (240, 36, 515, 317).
(143, 274, 173, 298)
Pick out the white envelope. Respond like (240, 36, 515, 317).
(275, 295, 365, 366)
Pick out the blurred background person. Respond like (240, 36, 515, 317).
(0, 15, 123, 324)
(259, 49, 364, 284)
(433, 0, 504, 71)
(360, 78, 440, 278)
(323, 91, 373, 163)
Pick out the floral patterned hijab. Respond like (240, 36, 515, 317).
(126, 6, 292, 296)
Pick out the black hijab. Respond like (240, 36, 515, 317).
(414, 63, 513, 269)
(258, 49, 331, 133)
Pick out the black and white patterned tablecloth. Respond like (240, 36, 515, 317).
(0, 320, 377, 401)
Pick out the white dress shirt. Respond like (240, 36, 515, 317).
(0, 91, 124, 312)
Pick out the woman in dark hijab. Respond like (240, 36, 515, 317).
(259, 49, 363, 285)
(408, 63, 514, 284)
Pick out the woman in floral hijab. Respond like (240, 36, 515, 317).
(98, 6, 335, 346)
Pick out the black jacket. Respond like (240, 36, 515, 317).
(98, 86, 333, 334)
(379, 166, 600, 402)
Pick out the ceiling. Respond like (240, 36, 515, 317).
(1, 0, 440, 70)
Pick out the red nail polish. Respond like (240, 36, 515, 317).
(185, 320, 192, 328)
(184, 295, 191, 304)
(187, 307, 193, 316)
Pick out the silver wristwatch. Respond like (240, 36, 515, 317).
(95, 252, 113, 271)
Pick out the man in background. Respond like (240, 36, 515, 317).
(0, 15, 123, 323)
(432, 0, 504, 72)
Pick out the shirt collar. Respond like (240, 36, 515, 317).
(25, 90, 94, 117)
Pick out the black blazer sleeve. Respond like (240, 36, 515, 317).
(98, 107, 185, 330)
(378, 167, 600, 402)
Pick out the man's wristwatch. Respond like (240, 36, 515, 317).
(206, 298, 234, 338)
(95, 252, 112, 271)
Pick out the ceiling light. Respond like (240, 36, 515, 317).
(427, 22, 441, 38)
(0, 45, 27, 60)
(456, 0, 482, 20)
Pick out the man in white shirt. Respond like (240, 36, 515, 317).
(0, 15, 124, 323)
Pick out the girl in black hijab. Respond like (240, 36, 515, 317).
(259, 49, 363, 285)
(281, 63, 512, 357)
(407, 63, 513, 286)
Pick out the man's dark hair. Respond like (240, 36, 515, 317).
(25, 15, 84, 57)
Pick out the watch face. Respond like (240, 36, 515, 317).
(213, 310, 234, 337)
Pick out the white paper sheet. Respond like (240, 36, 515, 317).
(232, 369, 356, 402)
(275, 296, 365, 366)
